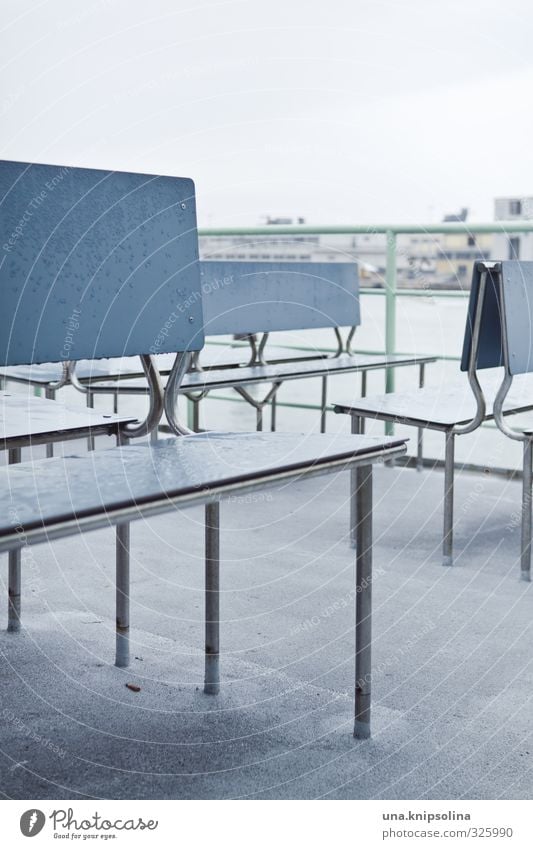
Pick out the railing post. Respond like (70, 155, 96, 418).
(385, 229, 397, 435)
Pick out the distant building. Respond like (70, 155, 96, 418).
(200, 208, 499, 289)
(493, 197, 533, 261)
(435, 208, 492, 285)
(200, 217, 436, 285)
(200, 216, 343, 266)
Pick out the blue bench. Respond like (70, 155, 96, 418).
(334, 261, 533, 575)
(0, 159, 407, 738)
(0, 258, 434, 435)
(82, 259, 434, 434)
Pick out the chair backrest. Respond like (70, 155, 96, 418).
(199, 260, 359, 336)
(461, 261, 533, 375)
(0, 160, 204, 366)
(460, 262, 504, 372)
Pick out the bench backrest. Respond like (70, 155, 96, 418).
(461, 261, 533, 375)
(0, 160, 204, 366)
(199, 260, 359, 336)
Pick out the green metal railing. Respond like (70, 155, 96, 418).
(198, 222, 533, 431)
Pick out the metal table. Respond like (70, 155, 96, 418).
(0, 431, 407, 739)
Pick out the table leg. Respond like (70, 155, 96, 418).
(115, 523, 130, 667)
(271, 393, 277, 431)
(7, 447, 22, 633)
(354, 463, 373, 739)
(45, 387, 55, 457)
(443, 430, 455, 566)
(521, 440, 532, 582)
(350, 416, 361, 549)
(204, 501, 220, 694)
(320, 375, 328, 433)
(193, 398, 200, 433)
(86, 391, 95, 451)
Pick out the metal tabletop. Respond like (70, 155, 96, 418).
(0, 391, 136, 450)
(0, 361, 116, 386)
(0, 432, 406, 551)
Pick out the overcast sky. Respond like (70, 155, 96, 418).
(1, 0, 532, 226)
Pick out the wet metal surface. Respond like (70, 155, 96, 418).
(0, 390, 135, 447)
(88, 353, 436, 395)
(0, 432, 406, 545)
(200, 260, 360, 335)
(0, 160, 203, 365)
(334, 372, 533, 431)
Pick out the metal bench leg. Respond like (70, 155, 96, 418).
(271, 394, 277, 431)
(7, 550, 21, 633)
(45, 387, 55, 457)
(521, 440, 532, 582)
(192, 398, 200, 433)
(7, 447, 22, 633)
(354, 463, 372, 739)
(417, 363, 426, 472)
(204, 501, 220, 695)
(350, 416, 361, 549)
(86, 391, 95, 452)
(115, 523, 130, 668)
(320, 375, 328, 433)
(443, 430, 455, 566)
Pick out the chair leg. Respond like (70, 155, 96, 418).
(350, 416, 361, 548)
(443, 430, 455, 566)
(354, 463, 372, 739)
(115, 523, 130, 667)
(7, 447, 22, 633)
(521, 440, 532, 582)
(204, 501, 220, 695)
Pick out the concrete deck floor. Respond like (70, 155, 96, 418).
(1, 450, 532, 800)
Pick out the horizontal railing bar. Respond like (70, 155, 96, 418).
(360, 288, 469, 297)
(199, 222, 533, 236)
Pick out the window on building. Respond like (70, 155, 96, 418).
(467, 236, 476, 247)
(458, 265, 468, 277)
(510, 200, 522, 216)
(509, 237, 520, 259)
